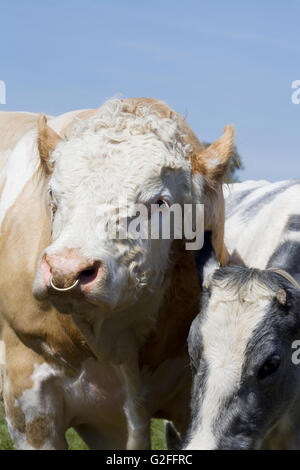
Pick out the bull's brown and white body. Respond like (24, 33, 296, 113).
(0, 99, 233, 449)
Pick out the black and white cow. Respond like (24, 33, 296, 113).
(184, 180, 300, 450)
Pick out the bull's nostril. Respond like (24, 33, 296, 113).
(81, 268, 96, 278)
(79, 262, 101, 285)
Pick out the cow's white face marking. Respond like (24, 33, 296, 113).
(186, 277, 272, 450)
(36, 100, 194, 308)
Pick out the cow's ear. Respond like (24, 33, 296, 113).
(194, 230, 219, 288)
(193, 125, 234, 181)
(37, 114, 62, 174)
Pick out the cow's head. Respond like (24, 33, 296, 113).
(33, 99, 233, 314)
(186, 243, 300, 449)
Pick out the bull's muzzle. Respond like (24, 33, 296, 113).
(40, 248, 103, 294)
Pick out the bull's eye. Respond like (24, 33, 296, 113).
(50, 202, 57, 217)
(48, 189, 57, 218)
(48, 189, 55, 205)
(257, 354, 281, 380)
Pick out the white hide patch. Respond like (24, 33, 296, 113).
(14, 362, 58, 419)
(0, 340, 5, 365)
(186, 278, 273, 450)
(0, 130, 40, 231)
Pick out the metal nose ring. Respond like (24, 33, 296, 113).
(50, 275, 79, 292)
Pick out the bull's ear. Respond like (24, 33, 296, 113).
(194, 230, 219, 288)
(193, 125, 234, 181)
(37, 114, 62, 174)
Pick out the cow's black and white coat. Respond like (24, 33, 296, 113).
(185, 180, 300, 450)
(225, 180, 300, 275)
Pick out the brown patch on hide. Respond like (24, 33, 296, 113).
(140, 241, 201, 370)
(9, 405, 26, 434)
(26, 415, 52, 449)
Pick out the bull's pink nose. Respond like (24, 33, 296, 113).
(41, 249, 102, 291)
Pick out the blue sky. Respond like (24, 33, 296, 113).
(0, 0, 299, 181)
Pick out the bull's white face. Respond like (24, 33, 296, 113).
(33, 101, 196, 312)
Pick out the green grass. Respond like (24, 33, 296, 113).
(151, 419, 166, 450)
(0, 405, 13, 450)
(0, 404, 166, 450)
(66, 427, 88, 450)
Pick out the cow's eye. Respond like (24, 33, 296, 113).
(257, 354, 281, 380)
(190, 362, 197, 376)
(156, 198, 169, 208)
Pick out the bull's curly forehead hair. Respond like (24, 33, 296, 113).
(67, 98, 192, 157)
